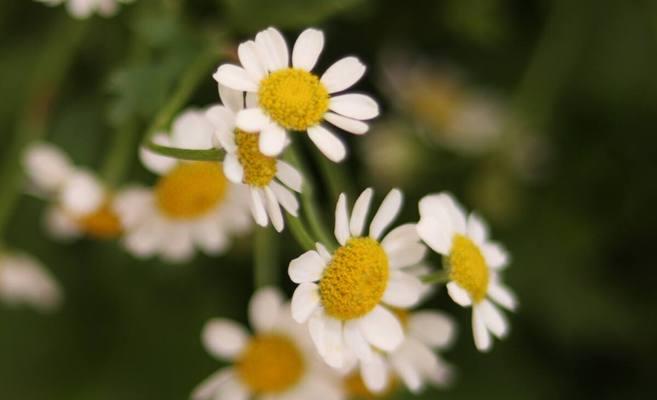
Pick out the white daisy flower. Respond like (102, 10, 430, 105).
(417, 192, 518, 352)
(0, 251, 62, 312)
(23, 142, 123, 240)
(205, 85, 302, 232)
(115, 108, 251, 262)
(35, 0, 135, 19)
(214, 27, 379, 162)
(288, 188, 427, 390)
(192, 287, 344, 400)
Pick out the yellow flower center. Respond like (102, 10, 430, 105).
(344, 372, 397, 399)
(235, 129, 277, 187)
(448, 234, 489, 303)
(236, 334, 305, 394)
(76, 201, 122, 239)
(319, 237, 389, 320)
(155, 162, 227, 220)
(258, 68, 329, 131)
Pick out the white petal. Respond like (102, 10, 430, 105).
(292, 28, 324, 71)
(390, 351, 422, 393)
(323, 112, 369, 135)
(387, 242, 427, 269)
(321, 56, 366, 93)
(467, 213, 488, 245)
(160, 225, 195, 263)
(382, 270, 422, 308)
(275, 160, 303, 192)
(349, 188, 373, 237)
(408, 311, 456, 349)
(264, 186, 284, 232)
(249, 188, 268, 227)
(308, 310, 328, 357)
(222, 154, 244, 183)
(361, 352, 389, 393)
(171, 109, 214, 150)
(291, 283, 321, 323)
(334, 193, 350, 245)
(140, 133, 177, 174)
(23, 142, 73, 192)
(445, 194, 467, 234)
(192, 219, 228, 256)
(259, 123, 288, 156)
(202, 318, 248, 360)
(255, 28, 289, 71)
(479, 299, 509, 339)
(205, 106, 237, 151)
(44, 206, 80, 240)
(488, 282, 518, 311)
(321, 315, 346, 368)
(446, 282, 472, 307)
(315, 243, 332, 262)
(218, 85, 244, 113)
(289, 250, 325, 283)
(238, 40, 266, 81)
(472, 306, 492, 352)
(417, 194, 456, 255)
(249, 287, 284, 333)
(307, 125, 346, 163)
(359, 305, 404, 352)
(236, 108, 270, 133)
(265, 27, 289, 69)
(381, 223, 420, 254)
(0, 254, 62, 311)
(329, 94, 379, 120)
(213, 64, 258, 92)
(214, 375, 249, 400)
(343, 320, 373, 362)
(482, 242, 510, 269)
(269, 181, 299, 216)
(369, 188, 402, 240)
(59, 171, 104, 216)
(191, 368, 233, 400)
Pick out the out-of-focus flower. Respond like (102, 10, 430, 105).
(288, 188, 426, 392)
(382, 57, 506, 155)
(115, 109, 251, 263)
(192, 287, 344, 400)
(206, 85, 302, 232)
(0, 251, 62, 312)
(417, 192, 518, 351)
(214, 27, 379, 162)
(23, 142, 123, 240)
(35, 0, 135, 19)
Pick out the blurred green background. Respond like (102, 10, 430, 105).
(1, 0, 656, 399)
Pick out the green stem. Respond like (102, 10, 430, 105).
(254, 226, 279, 288)
(140, 40, 224, 160)
(100, 119, 140, 187)
(284, 144, 337, 250)
(312, 148, 352, 203)
(0, 18, 88, 240)
(421, 270, 450, 285)
(285, 214, 316, 251)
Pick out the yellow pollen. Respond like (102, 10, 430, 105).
(258, 68, 329, 131)
(319, 237, 389, 320)
(76, 201, 122, 239)
(235, 129, 277, 187)
(155, 162, 227, 220)
(448, 234, 489, 303)
(236, 334, 305, 394)
(344, 372, 397, 399)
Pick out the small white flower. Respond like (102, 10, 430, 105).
(214, 27, 379, 162)
(417, 192, 518, 352)
(0, 251, 62, 312)
(35, 0, 135, 19)
(23, 142, 123, 240)
(205, 85, 302, 232)
(192, 287, 344, 400)
(116, 108, 252, 262)
(288, 188, 427, 391)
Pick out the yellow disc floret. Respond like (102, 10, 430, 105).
(319, 237, 389, 320)
(155, 162, 227, 220)
(76, 201, 122, 239)
(448, 234, 489, 303)
(237, 334, 305, 394)
(235, 129, 277, 187)
(258, 68, 329, 131)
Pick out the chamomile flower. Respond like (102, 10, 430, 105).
(23, 142, 123, 240)
(214, 27, 379, 162)
(35, 0, 134, 19)
(115, 109, 251, 262)
(417, 193, 518, 351)
(0, 251, 62, 312)
(192, 287, 344, 400)
(288, 188, 426, 387)
(205, 85, 302, 232)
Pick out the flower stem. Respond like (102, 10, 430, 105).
(140, 39, 225, 161)
(100, 119, 140, 187)
(312, 148, 353, 203)
(421, 270, 450, 285)
(0, 18, 87, 241)
(285, 214, 316, 251)
(254, 226, 279, 288)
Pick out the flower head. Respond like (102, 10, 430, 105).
(35, 0, 135, 19)
(288, 188, 427, 391)
(0, 251, 62, 312)
(192, 287, 343, 400)
(417, 192, 518, 351)
(214, 27, 379, 162)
